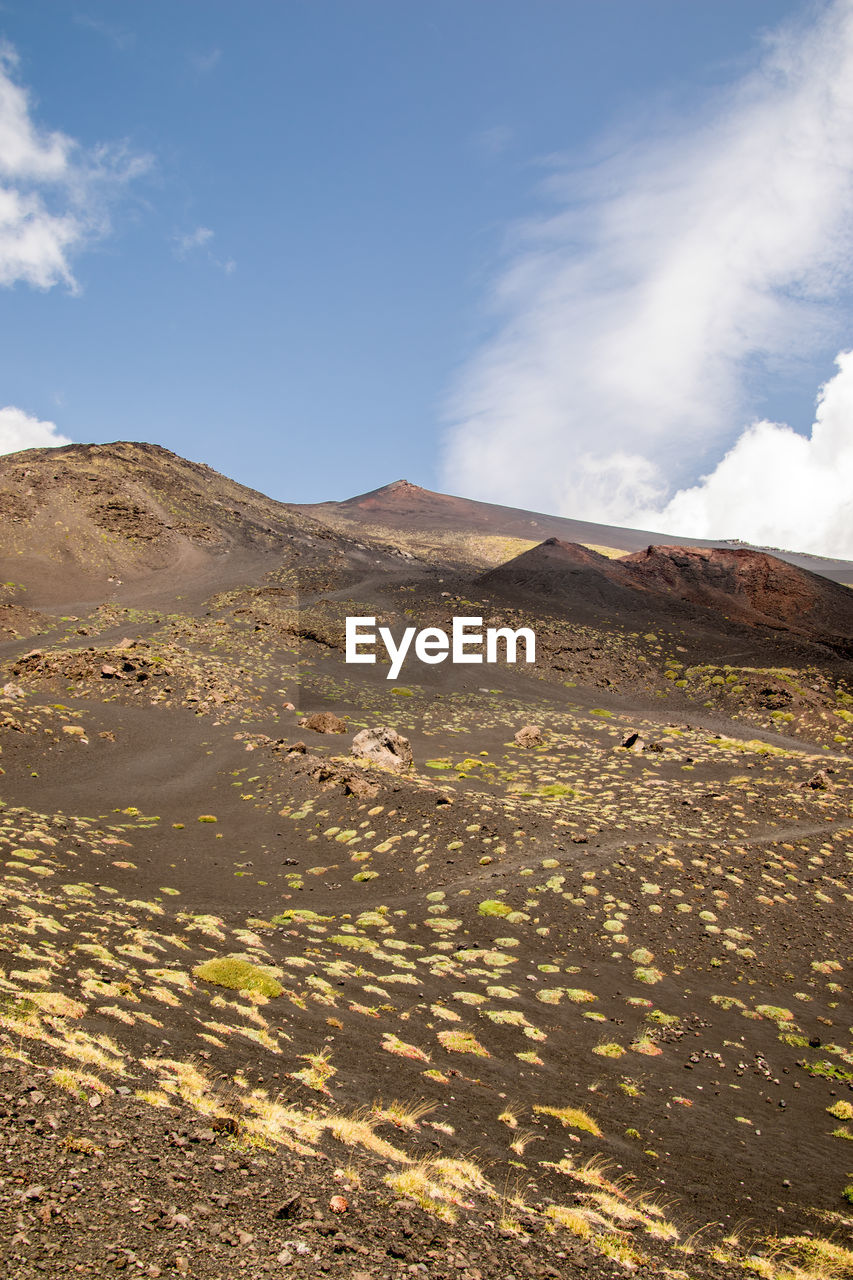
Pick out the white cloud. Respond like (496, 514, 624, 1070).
(442, 0, 853, 557)
(174, 223, 235, 274)
(175, 225, 214, 257)
(0, 405, 71, 454)
(644, 350, 853, 558)
(0, 41, 148, 291)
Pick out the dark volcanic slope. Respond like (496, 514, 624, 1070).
(625, 543, 853, 641)
(479, 537, 853, 652)
(478, 537, 661, 623)
(298, 478, 853, 584)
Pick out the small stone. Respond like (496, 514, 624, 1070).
(273, 1194, 301, 1220)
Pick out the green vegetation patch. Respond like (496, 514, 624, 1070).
(193, 955, 283, 998)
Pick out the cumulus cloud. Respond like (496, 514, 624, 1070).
(0, 41, 148, 291)
(442, 0, 853, 557)
(645, 351, 853, 558)
(0, 405, 71, 454)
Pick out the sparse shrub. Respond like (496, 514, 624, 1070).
(533, 1104, 601, 1136)
(437, 1029, 490, 1056)
(193, 956, 283, 998)
(478, 899, 512, 917)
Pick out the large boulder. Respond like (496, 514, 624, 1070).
(514, 725, 543, 748)
(351, 726, 413, 773)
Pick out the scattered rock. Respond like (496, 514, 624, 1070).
(514, 725, 543, 747)
(621, 732, 645, 751)
(274, 1194, 302, 1220)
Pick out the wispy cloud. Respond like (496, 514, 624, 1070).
(173, 223, 234, 274)
(189, 48, 222, 76)
(473, 125, 514, 159)
(0, 405, 71, 454)
(0, 41, 149, 292)
(74, 13, 136, 52)
(442, 0, 853, 557)
(174, 224, 214, 257)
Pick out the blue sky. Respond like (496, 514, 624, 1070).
(2, 1, 853, 556)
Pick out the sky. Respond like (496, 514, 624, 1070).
(1, 0, 853, 557)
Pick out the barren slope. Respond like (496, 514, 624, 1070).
(0, 444, 852, 1280)
(299, 479, 853, 584)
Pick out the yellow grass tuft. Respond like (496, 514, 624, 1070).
(534, 1103, 602, 1136)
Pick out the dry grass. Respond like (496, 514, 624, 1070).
(372, 1097, 438, 1130)
(533, 1103, 602, 1136)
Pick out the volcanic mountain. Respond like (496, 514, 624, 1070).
(299, 477, 853, 584)
(479, 536, 853, 653)
(624, 543, 853, 641)
(478, 537, 658, 620)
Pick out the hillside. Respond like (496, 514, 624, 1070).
(479, 537, 853, 654)
(299, 478, 853, 584)
(1, 443, 852, 1280)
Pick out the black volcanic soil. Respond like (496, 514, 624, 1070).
(479, 537, 853, 655)
(1, 444, 852, 1280)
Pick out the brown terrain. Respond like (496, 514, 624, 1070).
(1, 442, 852, 1280)
(479, 539, 853, 656)
(299, 478, 853, 584)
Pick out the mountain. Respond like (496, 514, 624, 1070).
(479, 536, 853, 653)
(298, 477, 853, 584)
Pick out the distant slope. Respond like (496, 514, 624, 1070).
(297, 479, 853, 585)
(478, 537, 853, 653)
(624, 544, 853, 640)
(478, 538, 660, 622)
